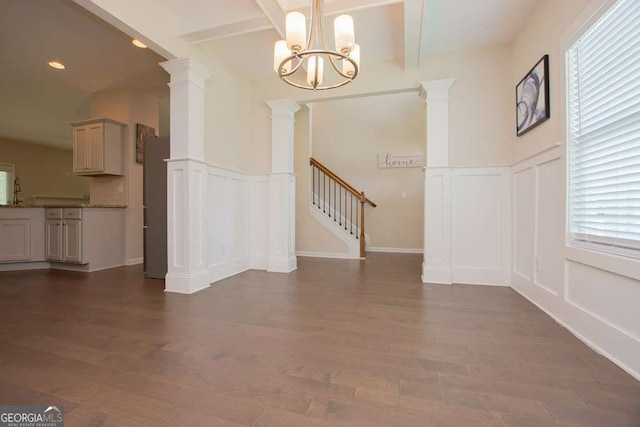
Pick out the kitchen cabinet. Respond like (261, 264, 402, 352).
(0, 208, 45, 263)
(0, 218, 29, 261)
(45, 208, 85, 264)
(72, 118, 125, 176)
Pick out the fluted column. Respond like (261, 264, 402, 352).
(265, 99, 301, 273)
(419, 78, 455, 284)
(160, 57, 213, 294)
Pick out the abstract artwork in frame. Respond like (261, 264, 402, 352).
(136, 123, 156, 164)
(516, 54, 550, 136)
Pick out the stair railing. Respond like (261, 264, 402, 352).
(309, 157, 377, 258)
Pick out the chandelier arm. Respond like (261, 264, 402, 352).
(278, 50, 358, 84)
(279, 55, 305, 77)
(326, 54, 357, 79)
(306, 0, 316, 52)
(281, 75, 353, 90)
(316, 0, 331, 52)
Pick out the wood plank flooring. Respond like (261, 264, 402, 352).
(0, 253, 638, 426)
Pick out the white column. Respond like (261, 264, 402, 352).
(160, 58, 213, 294)
(265, 99, 301, 273)
(419, 79, 455, 284)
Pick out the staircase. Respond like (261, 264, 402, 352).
(309, 157, 377, 258)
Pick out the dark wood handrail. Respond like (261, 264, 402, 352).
(310, 157, 377, 207)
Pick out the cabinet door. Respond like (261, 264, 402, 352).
(86, 123, 104, 172)
(63, 220, 82, 263)
(0, 219, 30, 261)
(45, 220, 63, 261)
(73, 126, 88, 173)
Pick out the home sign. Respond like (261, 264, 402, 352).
(377, 152, 425, 168)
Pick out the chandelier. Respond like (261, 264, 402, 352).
(273, 0, 360, 90)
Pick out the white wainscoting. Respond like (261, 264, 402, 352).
(511, 146, 640, 380)
(422, 168, 452, 284)
(451, 167, 511, 286)
(207, 166, 252, 283)
(249, 176, 269, 270)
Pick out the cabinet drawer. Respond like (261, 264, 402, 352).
(45, 208, 63, 219)
(63, 208, 82, 220)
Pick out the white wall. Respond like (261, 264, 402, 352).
(188, 44, 254, 174)
(294, 106, 350, 258)
(249, 44, 514, 176)
(311, 92, 425, 252)
(0, 138, 89, 201)
(511, 0, 640, 380)
(90, 88, 159, 266)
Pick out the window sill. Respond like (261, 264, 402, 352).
(565, 244, 640, 281)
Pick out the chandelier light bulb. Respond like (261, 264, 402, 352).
(334, 15, 355, 54)
(274, 40, 292, 73)
(286, 11, 306, 51)
(343, 44, 360, 77)
(307, 56, 324, 87)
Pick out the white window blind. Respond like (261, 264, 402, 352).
(568, 0, 640, 254)
(0, 164, 14, 205)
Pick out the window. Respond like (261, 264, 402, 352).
(0, 163, 14, 205)
(567, 0, 640, 256)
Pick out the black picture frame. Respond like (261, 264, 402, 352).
(136, 123, 156, 164)
(516, 54, 550, 136)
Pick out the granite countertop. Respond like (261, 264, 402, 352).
(0, 204, 127, 208)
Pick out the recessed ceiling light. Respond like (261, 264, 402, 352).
(48, 61, 66, 70)
(132, 39, 148, 49)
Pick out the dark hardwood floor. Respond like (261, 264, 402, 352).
(0, 253, 638, 426)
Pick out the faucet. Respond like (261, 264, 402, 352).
(13, 177, 21, 205)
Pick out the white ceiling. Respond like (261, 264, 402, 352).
(0, 0, 169, 150)
(171, 0, 537, 78)
(0, 0, 538, 150)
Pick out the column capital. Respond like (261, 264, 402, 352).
(419, 78, 456, 102)
(160, 57, 213, 87)
(265, 98, 301, 115)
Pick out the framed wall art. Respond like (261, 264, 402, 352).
(516, 54, 550, 136)
(136, 123, 156, 164)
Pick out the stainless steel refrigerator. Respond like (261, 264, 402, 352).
(143, 136, 169, 279)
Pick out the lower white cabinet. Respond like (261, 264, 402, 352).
(45, 220, 63, 261)
(1, 207, 123, 272)
(0, 218, 30, 261)
(0, 208, 44, 262)
(45, 208, 84, 264)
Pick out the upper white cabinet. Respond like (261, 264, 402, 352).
(72, 118, 126, 176)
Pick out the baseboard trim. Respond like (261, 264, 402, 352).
(297, 251, 359, 260)
(511, 283, 640, 382)
(368, 247, 423, 254)
(125, 257, 143, 266)
(0, 262, 50, 272)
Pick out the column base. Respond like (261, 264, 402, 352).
(421, 262, 452, 285)
(165, 270, 210, 294)
(267, 255, 297, 273)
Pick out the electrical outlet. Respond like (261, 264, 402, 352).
(535, 256, 541, 272)
(401, 191, 407, 199)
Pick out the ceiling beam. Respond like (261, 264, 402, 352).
(253, 0, 287, 39)
(318, 0, 402, 15)
(180, 17, 273, 45)
(403, 0, 425, 70)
